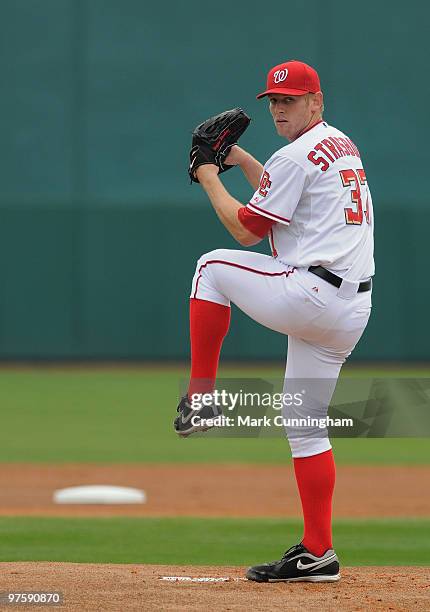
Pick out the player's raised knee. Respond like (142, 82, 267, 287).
(195, 249, 231, 268)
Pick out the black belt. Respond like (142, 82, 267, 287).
(308, 266, 372, 292)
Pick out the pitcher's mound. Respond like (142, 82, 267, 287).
(0, 563, 427, 611)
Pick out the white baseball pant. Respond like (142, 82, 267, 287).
(190, 249, 372, 457)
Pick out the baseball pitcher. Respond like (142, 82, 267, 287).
(174, 60, 374, 583)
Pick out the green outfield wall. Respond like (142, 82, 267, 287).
(0, 0, 427, 360)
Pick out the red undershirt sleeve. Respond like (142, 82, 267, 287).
(237, 206, 275, 238)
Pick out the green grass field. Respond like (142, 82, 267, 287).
(0, 517, 428, 566)
(0, 365, 428, 566)
(0, 365, 428, 464)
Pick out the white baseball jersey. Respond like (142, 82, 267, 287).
(246, 121, 375, 281)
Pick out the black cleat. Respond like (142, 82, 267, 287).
(246, 543, 340, 583)
(174, 395, 222, 437)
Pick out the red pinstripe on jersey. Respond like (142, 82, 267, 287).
(246, 201, 291, 224)
(269, 228, 278, 257)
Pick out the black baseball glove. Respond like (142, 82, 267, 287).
(188, 108, 251, 183)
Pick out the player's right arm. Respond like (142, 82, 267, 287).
(225, 145, 264, 191)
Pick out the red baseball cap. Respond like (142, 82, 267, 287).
(256, 60, 321, 99)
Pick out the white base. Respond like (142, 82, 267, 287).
(53, 485, 146, 505)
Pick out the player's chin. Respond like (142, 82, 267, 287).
(275, 122, 291, 139)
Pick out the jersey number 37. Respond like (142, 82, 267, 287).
(340, 168, 371, 226)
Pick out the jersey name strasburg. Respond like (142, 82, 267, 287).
(246, 121, 374, 281)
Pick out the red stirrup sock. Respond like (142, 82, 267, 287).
(188, 298, 231, 397)
(293, 449, 336, 557)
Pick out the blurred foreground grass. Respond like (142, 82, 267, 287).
(0, 364, 428, 463)
(0, 516, 428, 566)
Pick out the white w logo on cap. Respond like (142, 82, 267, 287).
(274, 68, 288, 83)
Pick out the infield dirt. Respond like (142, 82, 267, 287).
(0, 563, 428, 611)
(0, 464, 428, 610)
(0, 463, 428, 517)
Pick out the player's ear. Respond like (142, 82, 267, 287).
(314, 91, 324, 114)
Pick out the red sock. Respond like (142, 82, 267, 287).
(188, 298, 231, 397)
(293, 449, 335, 556)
